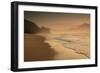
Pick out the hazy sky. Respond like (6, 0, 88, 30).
(24, 11, 90, 33)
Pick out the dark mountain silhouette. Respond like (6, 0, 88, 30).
(24, 19, 40, 33)
(24, 19, 50, 34)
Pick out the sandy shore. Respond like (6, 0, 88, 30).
(24, 33, 90, 61)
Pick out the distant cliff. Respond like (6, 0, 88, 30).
(24, 19, 40, 33)
(24, 19, 50, 34)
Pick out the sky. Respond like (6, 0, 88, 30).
(24, 11, 90, 33)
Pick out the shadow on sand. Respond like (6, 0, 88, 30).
(24, 34, 57, 61)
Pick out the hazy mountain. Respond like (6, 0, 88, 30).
(66, 23, 90, 33)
